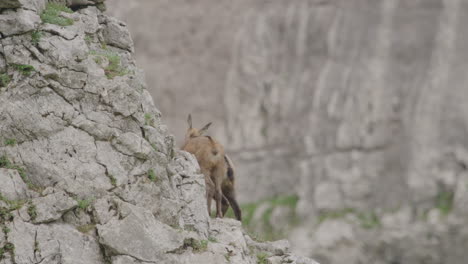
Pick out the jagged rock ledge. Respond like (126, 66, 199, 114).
(0, 0, 318, 263)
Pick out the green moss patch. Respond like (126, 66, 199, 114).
(31, 30, 42, 45)
(89, 50, 128, 79)
(0, 74, 10, 87)
(147, 169, 157, 182)
(436, 190, 454, 215)
(11, 64, 35, 76)
(40, 3, 74, 26)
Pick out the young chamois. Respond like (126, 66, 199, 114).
(182, 115, 242, 221)
(182, 114, 225, 218)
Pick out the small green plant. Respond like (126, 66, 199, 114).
(144, 113, 157, 127)
(182, 238, 208, 253)
(104, 53, 127, 79)
(2, 226, 10, 234)
(4, 139, 16, 146)
(90, 50, 128, 79)
(148, 169, 157, 182)
(11, 64, 35, 76)
(8, 199, 25, 211)
(0, 207, 14, 223)
(436, 190, 454, 215)
(256, 252, 268, 264)
(27, 203, 37, 221)
(151, 143, 158, 152)
(3, 242, 15, 258)
(0, 156, 11, 168)
(31, 30, 42, 45)
(208, 236, 217, 243)
(4, 243, 14, 251)
(356, 211, 380, 229)
(84, 34, 93, 44)
(0, 74, 10, 87)
(77, 198, 93, 210)
(93, 56, 103, 65)
(40, 3, 74, 26)
(109, 175, 117, 186)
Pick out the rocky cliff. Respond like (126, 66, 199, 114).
(107, 1, 468, 263)
(0, 1, 317, 263)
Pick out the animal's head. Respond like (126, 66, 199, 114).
(185, 114, 212, 141)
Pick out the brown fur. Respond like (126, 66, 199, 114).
(182, 115, 225, 218)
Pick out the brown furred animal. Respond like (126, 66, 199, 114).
(182, 114, 225, 218)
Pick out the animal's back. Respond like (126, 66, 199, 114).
(183, 136, 224, 168)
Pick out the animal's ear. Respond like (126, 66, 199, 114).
(187, 114, 192, 129)
(199, 122, 212, 134)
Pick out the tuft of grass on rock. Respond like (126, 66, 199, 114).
(2, 226, 10, 234)
(436, 190, 454, 215)
(109, 175, 117, 186)
(90, 50, 128, 79)
(147, 169, 157, 182)
(182, 238, 208, 253)
(11, 64, 35, 76)
(144, 113, 153, 126)
(104, 53, 127, 79)
(77, 198, 93, 211)
(84, 34, 93, 45)
(4, 139, 16, 146)
(40, 3, 74, 26)
(0, 74, 10, 87)
(256, 252, 268, 264)
(27, 203, 37, 221)
(31, 30, 42, 45)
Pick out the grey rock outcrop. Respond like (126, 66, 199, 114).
(0, 0, 315, 263)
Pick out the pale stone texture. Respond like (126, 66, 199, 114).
(0, 1, 315, 264)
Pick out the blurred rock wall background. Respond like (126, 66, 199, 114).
(108, 1, 468, 263)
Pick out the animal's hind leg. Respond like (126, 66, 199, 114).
(202, 168, 215, 217)
(225, 191, 242, 221)
(212, 165, 224, 218)
(222, 186, 242, 221)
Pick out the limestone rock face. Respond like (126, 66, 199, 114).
(0, 1, 315, 263)
(107, 0, 468, 263)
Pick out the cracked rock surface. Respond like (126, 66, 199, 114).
(0, 0, 317, 263)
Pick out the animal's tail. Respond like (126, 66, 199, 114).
(224, 155, 234, 181)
